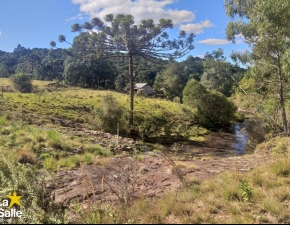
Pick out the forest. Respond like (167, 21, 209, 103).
(0, 44, 245, 98)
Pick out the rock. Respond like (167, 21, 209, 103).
(49, 156, 183, 207)
(73, 145, 84, 154)
(104, 133, 112, 138)
(140, 168, 149, 174)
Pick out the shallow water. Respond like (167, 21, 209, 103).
(170, 122, 251, 157)
(215, 123, 249, 155)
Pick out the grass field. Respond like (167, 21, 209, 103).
(0, 78, 207, 170)
(0, 77, 54, 86)
(0, 78, 206, 140)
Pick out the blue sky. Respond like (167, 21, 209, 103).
(0, 0, 248, 63)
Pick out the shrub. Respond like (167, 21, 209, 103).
(183, 79, 237, 128)
(183, 79, 208, 108)
(239, 179, 253, 202)
(9, 73, 33, 93)
(173, 96, 181, 103)
(95, 94, 126, 133)
(134, 112, 168, 140)
(194, 91, 237, 128)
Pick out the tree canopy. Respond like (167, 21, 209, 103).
(225, 0, 290, 135)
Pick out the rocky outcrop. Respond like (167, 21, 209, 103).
(49, 148, 274, 209)
(49, 156, 183, 207)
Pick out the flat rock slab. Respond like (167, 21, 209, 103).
(50, 156, 183, 207)
(49, 149, 274, 207)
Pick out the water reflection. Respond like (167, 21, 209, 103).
(170, 122, 250, 157)
(229, 123, 249, 155)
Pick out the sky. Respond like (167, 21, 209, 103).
(0, 0, 248, 63)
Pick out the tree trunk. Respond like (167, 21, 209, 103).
(129, 53, 134, 126)
(278, 66, 288, 136)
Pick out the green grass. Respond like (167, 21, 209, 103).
(0, 113, 114, 171)
(0, 78, 208, 144)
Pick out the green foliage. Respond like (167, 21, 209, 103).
(47, 129, 61, 149)
(180, 55, 204, 82)
(173, 96, 181, 103)
(195, 91, 237, 128)
(153, 62, 187, 100)
(239, 179, 253, 202)
(53, 14, 194, 125)
(0, 62, 11, 78)
(270, 158, 290, 177)
(201, 48, 240, 97)
(60, 14, 194, 62)
(44, 156, 57, 172)
(182, 79, 208, 108)
(9, 73, 33, 93)
(0, 152, 66, 223)
(71, 202, 119, 224)
(134, 112, 169, 140)
(225, 0, 290, 135)
(95, 94, 126, 133)
(63, 58, 117, 88)
(183, 79, 237, 128)
(273, 142, 288, 156)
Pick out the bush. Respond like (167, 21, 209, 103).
(183, 79, 237, 129)
(134, 112, 168, 140)
(9, 73, 33, 93)
(183, 79, 208, 108)
(173, 96, 181, 103)
(194, 91, 237, 128)
(95, 94, 126, 133)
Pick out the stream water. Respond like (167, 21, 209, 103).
(169, 118, 266, 158)
(206, 123, 249, 155)
(141, 117, 267, 158)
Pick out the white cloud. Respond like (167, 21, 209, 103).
(71, 0, 195, 26)
(195, 54, 205, 58)
(179, 20, 214, 34)
(66, 13, 84, 22)
(197, 38, 232, 45)
(234, 33, 244, 44)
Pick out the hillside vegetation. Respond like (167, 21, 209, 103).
(0, 78, 209, 169)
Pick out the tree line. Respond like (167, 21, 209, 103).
(0, 44, 246, 99)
